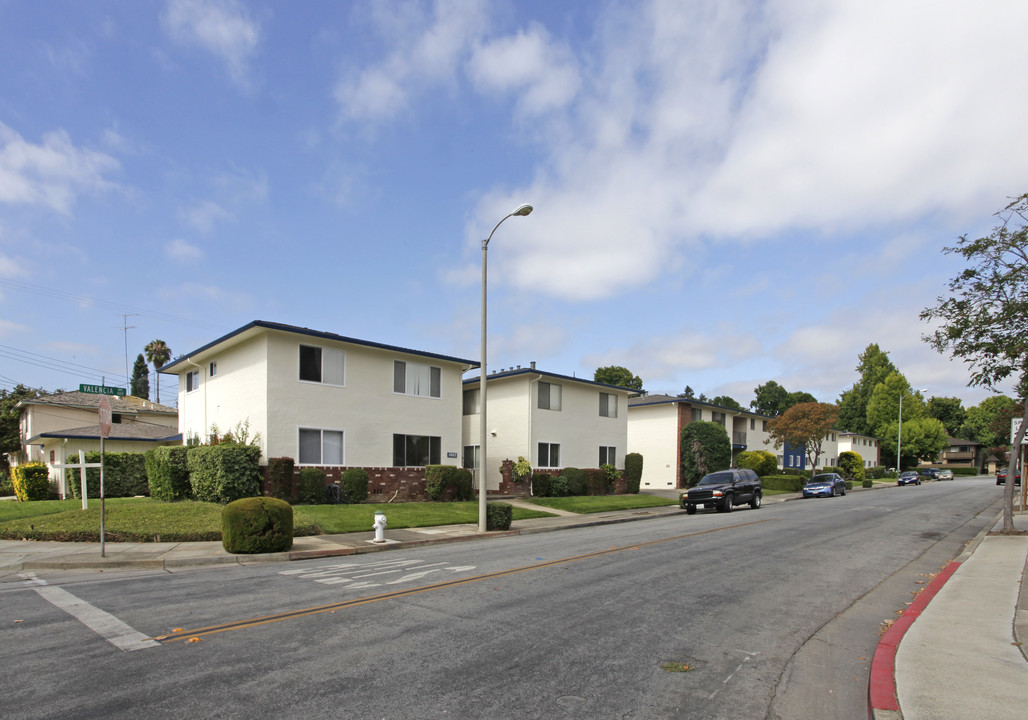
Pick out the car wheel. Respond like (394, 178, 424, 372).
(750, 491, 761, 509)
(685, 505, 696, 515)
(830, 486, 836, 497)
(841, 485, 846, 496)
(720, 495, 733, 513)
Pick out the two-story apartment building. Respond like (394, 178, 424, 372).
(462, 364, 631, 491)
(162, 321, 476, 470)
(838, 432, 882, 468)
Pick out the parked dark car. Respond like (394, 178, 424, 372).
(996, 469, 1022, 485)
(920, 468, 940, 480)
(802, 473, 847, 498)
(897, 471, 921, 486)
(680, 468, 762, 514)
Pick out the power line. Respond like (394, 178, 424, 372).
(0, 344, 128, 387)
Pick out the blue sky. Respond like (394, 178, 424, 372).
(2, 0, 1027, 410)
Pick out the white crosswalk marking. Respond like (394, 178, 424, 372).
(282, 559, 476, 590)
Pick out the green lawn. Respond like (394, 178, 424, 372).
(0, 497, 556, 542)
(522, 494, 677, 513)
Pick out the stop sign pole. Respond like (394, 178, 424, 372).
(98, 395, 112, 558)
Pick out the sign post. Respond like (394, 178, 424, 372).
(98, 395, 111, 558)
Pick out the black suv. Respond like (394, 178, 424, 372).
(680, 468, 762, 515)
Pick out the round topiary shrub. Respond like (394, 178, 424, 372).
(862, 479, 873, 488)
(339, 467, 370, 504)
(561, 467, 587, 496)
(222, 497, 294, 554)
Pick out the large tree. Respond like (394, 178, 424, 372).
(593, 365, 643, 390)
(144, 339, 172, 403)
(767, 402, 840, 473)
(710, 395, 743, 411)
(927, 396, 967, 437)
(837, 344, 899, 434)
(679, 421, 731, 486)
(131, 353, 150, 399)
(751, 380, 789, 416)
(921, 192, 1028, 532)
(880, 417, 949, 470)
(865, 371, 925, 438)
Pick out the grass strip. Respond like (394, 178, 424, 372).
(522, 495, 677, 513)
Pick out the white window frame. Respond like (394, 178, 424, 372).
(298, 427, 344, 465)
(463, 388, 480, 415)
(599, 392, 618, 418)
(538, 442, 561, 468)
(298, 344, 346, 386)
(186, 370, 200, 393)
(463, 444, 480, 470)
(394, 360, 442, 398)
(538, 382, 562, 411)
(599, 446, 616, 466)
(209, 361, 218, 378)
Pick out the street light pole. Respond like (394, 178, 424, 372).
(479, 203, 533, 532)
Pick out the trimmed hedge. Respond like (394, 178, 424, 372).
(298, 467, 327, 504)
(584, 468, 612, 495)
(339, 467, 370, 504)
(950, 467, 980, 476)
(12, 462, 51, 501)
(0, 469, 14, 497)
(425, 465, 473, 502)
(486, 502, 513, 531)
(267, 457, 295, 501)
(67, 452, 149, 499)
(222, 497, 293, 554)
(736, 450, 778, 477)
(188, 444, 262, 504)
(531, 472, 552, 498)
(146, 446, 191, 501)
(561, 467, 587, 496)
(761, 475, 806, 492)
(624, 453, 643, 494)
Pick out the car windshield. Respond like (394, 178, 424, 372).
(808, 475, 833, 483)
(699, 472, 734, 485)
(901, 472, 917, 477)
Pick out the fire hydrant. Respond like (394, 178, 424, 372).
(372, 512, 387, 543)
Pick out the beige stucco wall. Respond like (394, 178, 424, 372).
(627, 402, 679, 488)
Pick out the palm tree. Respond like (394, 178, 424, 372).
(144, 339, 172, 403)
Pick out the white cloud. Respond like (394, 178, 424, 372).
(181, 199, 232, 233)
(0, 251, 19, 278)
(468, 24, 580, 116)
(335, 0, 488, 121)
(0, 122, 120, 213)
(0, 319, 29, 336)
(166, 238, 204, 262)
(161, 0, 261, 90)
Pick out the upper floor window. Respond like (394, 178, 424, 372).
(209, 361, 218, 377)
(538, 382, 562, 411)
(394, 360, 441, 398)
(299, 345, 345, 385)
(599, 392, 617, 418)
(711, 411, 726, 426)
(463, 388, 480, 415)
(691, 408, 702, 422)
(750, 419, 755, 430)
(186, 370, 200, 393)
(762, 420, 768, 432)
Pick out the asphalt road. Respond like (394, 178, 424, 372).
(1, 477, 1001, 720)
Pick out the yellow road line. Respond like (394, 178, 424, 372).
(153, 517, 774, 644)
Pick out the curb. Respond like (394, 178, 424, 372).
(866, 510, 1001, 719)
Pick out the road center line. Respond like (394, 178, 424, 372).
(152, 517, 775, 644)
(20, 573, 159, 652)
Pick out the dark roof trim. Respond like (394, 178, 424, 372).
(627, 394, 774, 419)
(32, 431, 182, 443)
(463, 367, 636, 392)
(161, 320, 478, 373)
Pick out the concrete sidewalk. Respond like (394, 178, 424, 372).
(872, 511, 1028, 720)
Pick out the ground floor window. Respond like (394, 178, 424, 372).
(599, 446, 616, 466)
(299, 428, 344, 465)
(463, 445, 480, 470)
(393, 434, 441, 466)
(538, 442, 560, 468)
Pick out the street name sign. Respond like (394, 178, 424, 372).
(80, 384, 126, 396)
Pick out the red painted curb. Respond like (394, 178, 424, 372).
(868, 560, 962, 714)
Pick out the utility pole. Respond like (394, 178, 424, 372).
(121, 314, 137, 390)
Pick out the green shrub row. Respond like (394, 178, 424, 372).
(145, 446, 191, 501)
(65, 452, 148, 499)
(736, 450, 778, 477)
(949, 467, 980, 476)
(188, 444, 262, 504)
(760, 475, 806, 492)
(1, 469, 15, 497)
(425, 465, 473, 502)
(267, 456, 295, 501)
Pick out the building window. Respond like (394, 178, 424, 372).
(186, 370, 200, 393)
(599, 446, 616, 466)
(463, 445, 480, 470)
(209, 361, 218, 377)
(393, 434, 441, 466)
(298, 428, 344, 465)
(462, 388, 480, 415)
(538, 382, 562, 411)
(691, 408, 702, 422)
(712, 411, 726, 426)
(762, 420, 768, 431)
(538, 442, 561, 468)
(299, 345, 345, 385)
(599, 392, 618, 418)
(394, 361, 441, 398)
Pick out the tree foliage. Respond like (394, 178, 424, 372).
(926, 396, 966, 437)
(865, 372, 925, 438)
(751, 382, 817, 417)
(837, 344, 898, 434)
(880, 417, 949, 470)
(767, 402, 840, 472)
(679, 421, 731, 486)
(131, 353, 150, 399)
(710, 395, 743, 411)
(593, 365, 643, 390)
(921, 192, 1028, 532)
(144, 339, 172, 403)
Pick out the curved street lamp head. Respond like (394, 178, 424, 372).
(512, 203, 533, 217)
